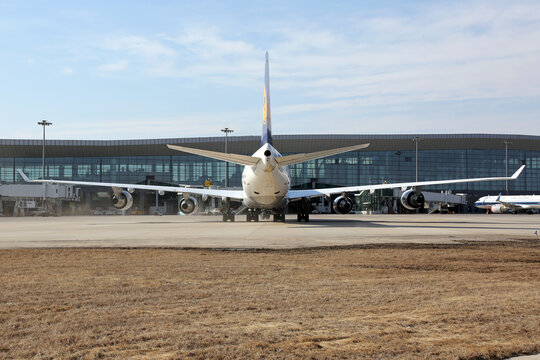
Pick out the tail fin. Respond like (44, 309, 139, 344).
(262, 51, 272, 146)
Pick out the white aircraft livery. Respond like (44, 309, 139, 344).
(474, 194, 540, 214)
(19, 52, 526, 222)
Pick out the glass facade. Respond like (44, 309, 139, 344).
(290, 149, 534, 193)
(1, 148, 538, 196)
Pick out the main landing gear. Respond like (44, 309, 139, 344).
(273, 210, 286, 222)
(296, 197, 310, 222)
(222, 197, 235, 222)
(297, 212, 309, 222)
(222, 210, 235, 222)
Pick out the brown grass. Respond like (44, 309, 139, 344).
(1, 241, 539, 359)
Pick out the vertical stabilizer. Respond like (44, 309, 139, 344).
(262, 51, 272, 145)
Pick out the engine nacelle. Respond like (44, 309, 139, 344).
(490, 204, 507, 214)
(179, 197, 199, 215)
(333, 195, 354, 214)
(401, 189, 425, 211)
(112, 190, 134, 211)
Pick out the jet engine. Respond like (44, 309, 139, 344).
(490, 204, 508, 214)
(333, 195, 354, 214)
(179, 196, 199, 215)
(401, 189, 425, 210)
(112, 190, 134, 211)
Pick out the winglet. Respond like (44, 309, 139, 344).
(511, 165, 526, 179)
(17, 169, 32, 182)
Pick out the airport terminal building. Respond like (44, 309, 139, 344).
(1, 134, 539, 214)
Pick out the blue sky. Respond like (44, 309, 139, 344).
(1, 0, 540, 139)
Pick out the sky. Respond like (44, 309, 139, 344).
(1, 0, 540, 140)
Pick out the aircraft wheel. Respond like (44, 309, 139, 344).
(223, 211, 235, 222)
(246, 210, 258, 222)
(274, 212, 286, 222)
(297, 212, 309, 222)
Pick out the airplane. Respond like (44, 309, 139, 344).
(18, 52, 526, 222)
(474, 194, 540, 214)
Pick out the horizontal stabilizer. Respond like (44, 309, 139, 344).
(167, 144, 260, 166)
(275, 143, 370, 167)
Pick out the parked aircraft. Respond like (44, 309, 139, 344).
(18, 52, 525, 222)
(474, 194, 540, 214)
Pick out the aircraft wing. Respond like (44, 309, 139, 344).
(288, 165, 526, 200)
(503, 203, 522, 209)
(496, 200, 523, 210)
(17, 169, 245, 200)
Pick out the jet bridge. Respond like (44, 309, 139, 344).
(0, 183, 79, 216)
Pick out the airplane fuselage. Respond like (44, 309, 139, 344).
(241, 143, 290, 209)
(475, 195, 540, 211)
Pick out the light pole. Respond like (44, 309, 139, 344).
(504, 140, 512, 194)
(38, 119, 52, 212)
(413, 137, 422, 182)
(221, 127, 233, 187)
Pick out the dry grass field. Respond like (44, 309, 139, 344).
(1, 241, 539, 359)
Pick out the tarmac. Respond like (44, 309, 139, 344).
(2, 213, 539, 359)
(0, 213, 538, 249)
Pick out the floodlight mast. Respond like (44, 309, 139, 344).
(37, 119, 52, 212)
(221, 127, 234, 187)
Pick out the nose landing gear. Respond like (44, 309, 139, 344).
(246, 209, 259, 222)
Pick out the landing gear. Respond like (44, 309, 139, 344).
(273, 210, 286, 222)
(222, 210, 235, 222)
(261, 211, 271, 220)
(246, 209, 259, 222)
(296, 197, 311, 222)
(222, 197, 235, 222)
(297, 213, 309, 222)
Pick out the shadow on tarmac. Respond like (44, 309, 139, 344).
(288, 218, 534, 230)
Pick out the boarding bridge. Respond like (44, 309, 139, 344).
(0, 184, 79, 216)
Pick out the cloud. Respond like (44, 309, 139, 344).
(168, 28, 255, 58)
(98, 60, 128, 72)
(88, 0, 540, 137)
(51, 110, 258, 140)
(97, 1, 540, 105)
(101, 36, 176, 58)
(62, 66, 73, 75)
